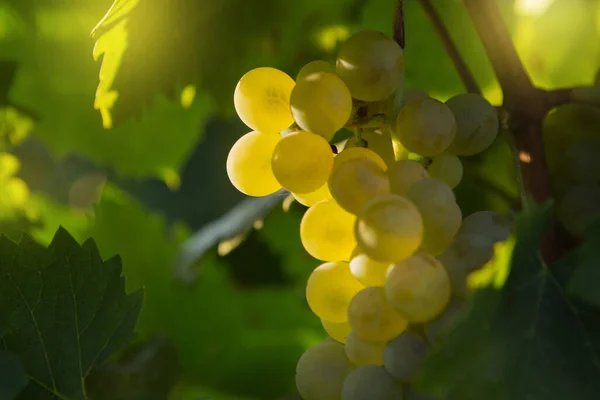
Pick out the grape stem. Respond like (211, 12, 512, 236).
(394, 0, 405, 49)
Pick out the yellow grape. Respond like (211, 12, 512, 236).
(385, 253, 451, 323)
(272, 130, 334, 193)
(345, 332, 385, 366)
(322, 319, 352, 344)
(329, 157, 390, 215)
(296, 339, 355, 400)
(355, 194, 423, 263)
(336, 31, 404, 102)
(427, 153, 463, 189)
(341, 365, 404, 400)
(297, 60, 336, 81)
(458, 211, 512, 243)
(343, 129, 396, 166)
(348, 287, 408, 342)
(233, 67, 295, 134)
(387, 160, 429, 196)
(226, 131, 282, 196)
(301, 199, 357, 261)
(293, 183, 333, 207)
(395, 98, 456, 156)
(349, 247, 391, 287)
(333, 147, 387, 171)
(290, 72, 353, 141)
(306, 261, 364, 322)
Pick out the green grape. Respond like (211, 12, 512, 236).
(306, 262, 364, 322)
(322, 319, 353, 344)
(293, 183, 333, 207)
(445, 93, 498, 156)
(384, 88, 430, 125)
(272, 130, 334, 194)
(341, 365, 404, 400)
(333, 147, 387, 171)
(458, 211, 512, 243)
(438, 234, 495, 297)
(348, 287, 408, 342)
(395, 98, 456, 156)
(424, 297, 467, 346)
(344, 129, 396, 167)
(385, 253, 451, 323)
(345, 332, 385, 366)
(226, 131, 282, 196)
(383, 331, 429, 382)
(300, 199, 357, 262)
(427, 153, 463, 189)
(296, 339, 355, 400)
(563, 137, 600, 183)
(349, 247, 391, 287)
(290, 72, 353, 141)
(297, 60, 336, 81)
(336, 31, 404, 102)
(233, 67, 295, 134)
(329, 158, 390, 215)
(558, 183, 600, 239)
(387, 160, 429, 196)
(355, 194, 423, 263)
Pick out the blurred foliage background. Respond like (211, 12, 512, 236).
(0, 0, 599, 398)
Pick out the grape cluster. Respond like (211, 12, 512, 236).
(227, 30, 512, 400)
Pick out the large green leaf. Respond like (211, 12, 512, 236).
(418, 203, 600, 400)
(0, 227, 143, 400)
(0, 350, 28, 400)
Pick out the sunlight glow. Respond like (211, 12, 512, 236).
(514, 0, 556, 16)
(314, 25, 350, 52)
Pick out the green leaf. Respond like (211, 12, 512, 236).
(0, 227, 143, 400)
(418, 202, 600, 400)
(567, 221, 600, 307)
(0, 350, 28, 399)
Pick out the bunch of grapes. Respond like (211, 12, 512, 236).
(227, 30, 512, 400)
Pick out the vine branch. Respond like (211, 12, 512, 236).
(394, 0, 405, 49)
(545, 86, 600, 110)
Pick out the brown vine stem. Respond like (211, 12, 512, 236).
(394, 0, 405, 49)
(417, 0, 481, 95)
(545, 86, 600, 110)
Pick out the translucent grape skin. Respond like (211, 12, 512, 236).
(387, 160, 429, 196)
(322, 319, 353, 344)
(306, 262, 364, 323)
(341, 365, 404, 400)
(271, 130, 334, 194)
(328, 157, 390, 215)
(385, 253, 451, 323)
(383, 331, 429, 382)
(333, 147, 387, 171)
(344, 129, 396, 167)
(345, 331, 385, 366)
(293, 183, 333, 207)
(348, 287, 408, 342)
(349, 247, 391, 287)
(300, 199, 357, 262)
(234, 67, 295, 134)
(558, 183, 600, 239)
(427, 153, 463, 189)
(424, 297, 467, 346)
(290, 72, 353, 141)
(226, 131, 282, 196)
(336, 31, 404, 102)
(458, 211, 512, 243)
(445, 93, 499, 156)
(297, 60, 336, 81)
(395, 98, 456, 157)
(296, 339, 355, 400)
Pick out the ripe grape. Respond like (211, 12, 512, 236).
(427, 153, 463, 189)
(293, 183, 333, 207)
(226, 131, 282, 196)
(297, 60, 336, 81)
(348, 287, 408, 342)
(296, 339, 355, 400)
(385, 253, 451, 323)
(438, 234, 495, 297)
(445, 93, 498, 156)
(344, 129, 396, 167)
(234, 67, 295, 134)
(329, 158, 390, 215)
(306, 262, 364, 322)
(345, 332, 385, 366)
(300, 199, 357, 262)
(290, 72, 353, 141)
(395, 98, 456, 156)
(272, 130, 334, 193)
(458, 211, 512, 243)
(558, 183, 600, 239)
(333, 147, 387, 171)
(424, 297, 467, 346)
(387, 159, 429, 196)
(336, 31, 404, 102)
(383, 331, 429, 382)
(563, 137, 600, 183)
(355, 194, 423, 263)
(341, 365, 404, 400)
(322, 319, 352, 344)
(349, 248, 391, 287)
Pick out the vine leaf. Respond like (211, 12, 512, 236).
(0, 227, 143, 400)
(0, 350, 28, 399)
(418, 202, 600, 400)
